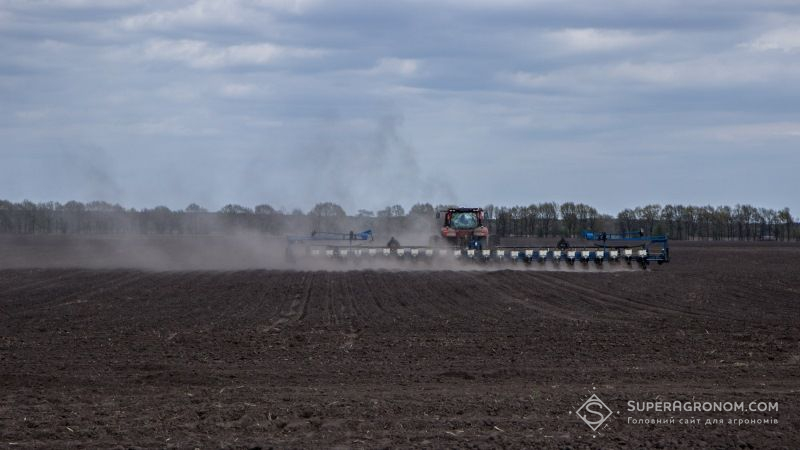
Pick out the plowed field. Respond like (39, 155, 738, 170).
(0, 238, 798, 448)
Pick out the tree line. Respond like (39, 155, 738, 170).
(0, 199, 795, 241)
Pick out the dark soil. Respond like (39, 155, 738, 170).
(0, 238, 798, 448)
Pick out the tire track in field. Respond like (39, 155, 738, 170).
(474, 271, 572, 323)
(527, 272, 675, 320)
(176, 271, 235, 327)
(393, 272, 461, 324)
(554, 272, 724, 320)
(0, 270, 111, 309)
(0, 269, 90, 296)
(339, 273, 369, 329)
(350, 272, 390, 319)
(223, 271, 298, 326)
(321, 272, 337, 326)
(330, 273, 363, 328)
(10, 271, 175, 333)
(331, 274, 351, 327)
(196, 271, 247, 323)
(264, 272, 314, 330)
(53, 270, 149, 303)
(432, 272, 519, 324)
(475, 271, 587, 321)
(291, 270, 315, 324)
(518, 272, 642, 321)
(115, 271, 209, 327)
(671, 272, 800, 322)
(250, 271, 303, 325)
(437, 271, 505, 321)
(542, 272, 741, 321)
(5, 270, 149, 317)
(224, 271, 266, 323)
(417, 271, 508, 324)
(464, 271, 580, 320)
(355, 271, 415, 324)
(364, 271, 418, 321)
(350, 272, 424, 325)
(149, 271, 261, 330)
(391, 271, 509, 327)
(329, 275, 367, 352)
(393, 272, 464, 322)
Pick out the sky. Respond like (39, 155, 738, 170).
(1, 0, 799, 215)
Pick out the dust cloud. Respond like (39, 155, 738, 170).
(0, 235, 640, 272)
(289, 114, 455, 212)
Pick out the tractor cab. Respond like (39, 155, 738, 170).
(444, 209, 482, 229)
(438, 208, 490, 249)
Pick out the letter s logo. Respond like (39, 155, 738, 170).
(576, 394, 612, 431)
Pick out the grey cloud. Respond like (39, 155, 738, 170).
(0, 1, 799, 213)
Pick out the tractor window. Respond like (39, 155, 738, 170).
(450, 212, 478, 229)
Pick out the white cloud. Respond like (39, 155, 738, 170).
(131, 117, 220, 136)
(743, 27, 800, 52)
(498, 71, 551, 88)
(119, 0, 320, 30)
(138, 39, 322, 69)
(608, 61, 686, 84)
(367, 58, 420, 76)
(220, 83, 257, 97)
(251, 0, 319, 13)
(500, 55, 797, 91)
(156, 84, 201, 102)
(546, 28, 655, 53)
(15, 109, 52, 121)
(0, 9, 11, 26)
(607, 58, 785, 86)
(25, 0, 146, 9)
(120, 0, 250, 30)
(241, 117, 283, 128)
(702, 122, 800, 141)
(3, 0, 800, 212)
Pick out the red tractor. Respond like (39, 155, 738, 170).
(436, 207, 490, 250)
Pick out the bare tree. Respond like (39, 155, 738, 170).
(309, 202, 347, 231)
(777, 208, 793, 241)
(185, 203, 207, 213)
(356, 209, 375, 217)
(559, 202, 579, 237)
(409, 203, 434, 217)
(0, 197, 791, 241)
(539, 202, 558, 237)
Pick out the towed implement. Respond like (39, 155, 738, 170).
(286, 208, 669, 269)
(287, 229, 373, 244)
(581, 230, 669, 267)
(285, 229, 373, 260)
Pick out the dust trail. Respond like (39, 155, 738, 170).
(0, 234, 643, 272)
(290, 114, 455, 212)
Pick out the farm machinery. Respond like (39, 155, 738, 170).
(286, 208, 669, 269)
(435, 207, 490, 250)
(285, 229, 373, 260)
(581, 230, 670, 266)
(287, 229, 374, 245)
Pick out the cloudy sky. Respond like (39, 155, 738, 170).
(1, 0, 798, 214)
